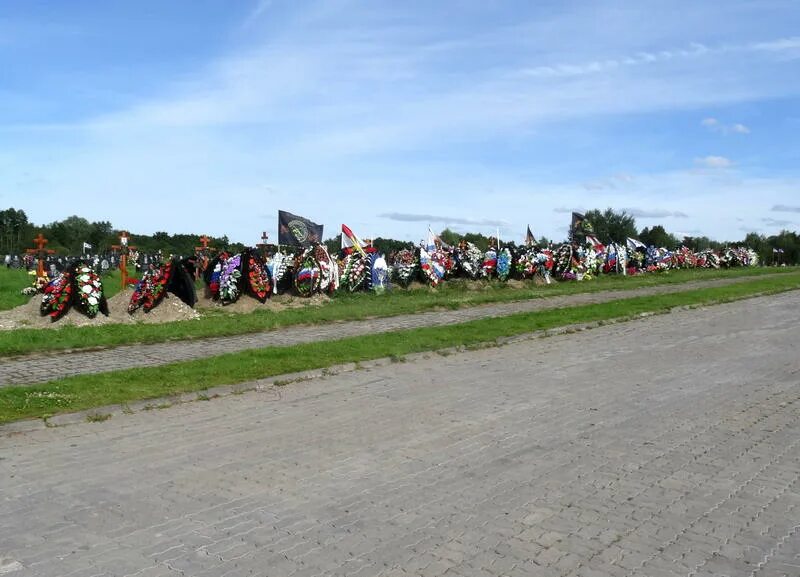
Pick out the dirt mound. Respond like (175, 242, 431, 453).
(196, 292, 331, 313)
(0, 289, 199, 331)
(110, 289, 200, 324)
(0, 295, 117, 330)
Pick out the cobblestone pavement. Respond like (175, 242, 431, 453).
(0, 275, 780, 387)
(1, 291, 799, 576)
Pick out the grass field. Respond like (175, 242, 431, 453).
(1, 270, 798, 424)
(0, 266, 793, 357)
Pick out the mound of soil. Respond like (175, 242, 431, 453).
(111, 289, 200, 324)
(196, 292, 331, 313)
(0, 289, 199, 331)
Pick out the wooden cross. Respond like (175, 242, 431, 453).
(26, 233, 55, 277)
(194, 235, 217, 278)
(256, 231, 270, 256)
(111, 231, 137, 289)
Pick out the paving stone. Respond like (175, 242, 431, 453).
(1, 292, 799, 576)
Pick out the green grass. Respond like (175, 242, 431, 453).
(0, 267, 792, 357)
(1, 271, 797, 424)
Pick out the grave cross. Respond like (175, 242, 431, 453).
(194, 235, 217, 278)
(256, 231, 269, 256)
(26, 233, 55, 277)
(111, 231, 137, 289)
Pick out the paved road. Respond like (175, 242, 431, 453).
(0, 275, 782, 387)
(2, 291, 799, 577)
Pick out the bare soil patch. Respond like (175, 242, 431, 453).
(0, 289, 199, 330)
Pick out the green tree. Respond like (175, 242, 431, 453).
(372, 237, 411, 256)
(583, 208, 637, 245)
(639, 225, 679, 248)
(49, 215, 93, 254)
(0, 208, 32, 253)
(438, 228, 461, 247)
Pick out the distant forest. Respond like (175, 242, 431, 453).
(1, 207, 797, 265)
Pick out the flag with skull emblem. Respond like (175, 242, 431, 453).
(278, 210, 324, 247)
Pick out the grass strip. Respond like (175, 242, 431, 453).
(1, 272, 798, 424)
(0, 267, 792, 357)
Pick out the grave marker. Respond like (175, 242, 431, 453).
(25, 233, 55, 277)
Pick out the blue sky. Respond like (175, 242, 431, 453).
(1, 0, 799, 245)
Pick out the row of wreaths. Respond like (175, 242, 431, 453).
(35, 244, 759, 320)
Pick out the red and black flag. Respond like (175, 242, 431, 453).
(278, 211, 324, 247)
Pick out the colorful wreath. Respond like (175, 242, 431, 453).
(74, 264, 108, 318)
(496, 247, 512, 281)
(341, 252, 370, 291)
(245, 250, 272, 302)
(455, 242, 483, 280)
(219, 254, 243, 304)
(294, 247, 321, 297)
(392, 248, 418, 288)
(40, 270, 74, 321)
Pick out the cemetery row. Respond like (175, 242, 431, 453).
(18, 225, 760, 323)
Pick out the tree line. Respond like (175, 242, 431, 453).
(1, 207, 797, 265)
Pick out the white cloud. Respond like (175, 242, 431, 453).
(701, 118, 750, 135)
(378, 212, 508, 227)
(695, 155, 733, 169)
(624, 208, 689, 218)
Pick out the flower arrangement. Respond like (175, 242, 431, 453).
(315, 244, 338, 293)
(515, 249, 537, 279)
(341, 252, 369, 291)
(40, 271, 73, 321)
(270, 252, 288, 294)
(145, 260, 172, 311)
(129, 260, 173, 313)
(496, 248, 512, 281)
(370, 253, 390, 294)
(392, 248, 418, 287)
(455, 242, 483, 279)
(21, 272, 49, 296)
(246, 251, 272, 302)
(430, 248, 455, 279)
(553, 244, 575, 280)
(537, 250, 554, 284)
(602, 243, 627, 275)
(481, 249, 498, 279)
(74, 264, 107, 318)
(219, 254, 243, 303)
(294, 247, 321, 297)
(419, 247, 444, 287)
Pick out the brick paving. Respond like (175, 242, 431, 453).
(0, 275, 779, 387)
(0, 291, 798, 576)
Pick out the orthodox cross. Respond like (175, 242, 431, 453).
(195, 235, 216, 278)
(26, 233, 55, 277)
(111, 231, 137, 288)
(256, 231, 269, 256)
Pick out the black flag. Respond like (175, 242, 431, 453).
(278, 211, 324, 247)
(570, 212, 593, 242)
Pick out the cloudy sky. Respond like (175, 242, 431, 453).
(1, 0, 799, 244)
